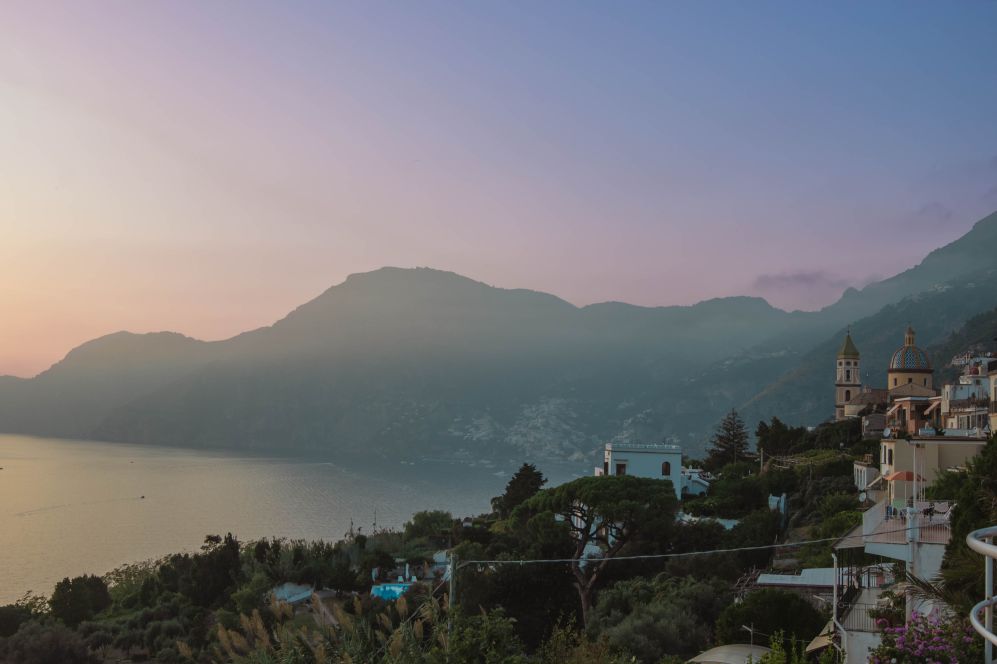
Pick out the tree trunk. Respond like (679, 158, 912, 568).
(576, 582, 592, 627)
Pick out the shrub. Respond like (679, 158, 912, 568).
(869, 611, 982, 663)
(0, 621, 95, 664)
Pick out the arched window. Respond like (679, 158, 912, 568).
(844, 389, 851, 402)
(845, 369, 851, 382)
(661, 461, 671, 476)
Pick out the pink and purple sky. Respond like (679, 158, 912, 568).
(2, 2, 997, 377)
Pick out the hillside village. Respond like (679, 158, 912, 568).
(581, 324, 996, 662)
(2, 320, 995, 663)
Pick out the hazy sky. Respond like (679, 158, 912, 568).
(3, 2, 997, 377)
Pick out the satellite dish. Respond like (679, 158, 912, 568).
(883, 427, 892, 439)
(859, 491, 867, 503)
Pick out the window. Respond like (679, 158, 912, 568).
(894, 378, 898, 386)
(845, 389, 851, 401)
(924, 379, 928, 386)
(887, 449, 893, 465)
(846, 369, 851, 382)
(603, 461, 609, 476)
(615, 463, 627, 476)
(661, 461, 671, 476)
(908, 378, 913, 384)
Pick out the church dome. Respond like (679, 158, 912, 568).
(889, 326, 931, 370)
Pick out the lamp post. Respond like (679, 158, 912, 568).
(741, 623, 757, 649)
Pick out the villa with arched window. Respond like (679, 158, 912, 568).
(594, 441, 691, 500)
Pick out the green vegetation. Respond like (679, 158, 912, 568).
(4, 412, 995, 663)
(756, 417, 863, 457)
(704, 409, 750, 470)
(49, 575, 112, 628)
(933, 436, 997, 611)
(492, 463, 547, 518)
(521, 475, 678, 624)
(714, 589, 824, 652)
(586, 575, 731, 661)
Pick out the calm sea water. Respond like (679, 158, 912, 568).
(0, 435, 583, 604)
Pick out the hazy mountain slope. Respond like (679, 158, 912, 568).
(927, 306, 997, 385)
(88, 269, 795, 460)
(0, 332, 212, 437)
(827, 210, 997, 321)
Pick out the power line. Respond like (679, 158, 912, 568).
(454, 522, 933, 568)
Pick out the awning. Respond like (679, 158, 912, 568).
(864, 474, 885, 491)
(924, 401, 941, 415)
(886, 403, 901, 417)
(689, 644, 773, 663)
(885, 471, 925, 482)
(806, 620, 835, 654)
(833, 521, 866, 550)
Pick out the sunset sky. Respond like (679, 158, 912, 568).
(2, 2, 997, 377)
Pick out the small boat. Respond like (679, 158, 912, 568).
(140, 495, 145, 499)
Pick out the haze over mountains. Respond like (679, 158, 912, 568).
(2, 211, 996, 462)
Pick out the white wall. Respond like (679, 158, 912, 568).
(841, 629, 881, 664)
(603, 445, 683, 500)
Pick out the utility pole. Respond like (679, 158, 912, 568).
(448, 552, 457, 633)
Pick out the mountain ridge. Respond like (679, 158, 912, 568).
(2, 210, 995, 460)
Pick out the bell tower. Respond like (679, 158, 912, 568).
(835, 329, 861, 421)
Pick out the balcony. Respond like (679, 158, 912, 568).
(865, 501, 953, 546)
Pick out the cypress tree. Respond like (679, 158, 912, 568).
(706, 409, 749, 469)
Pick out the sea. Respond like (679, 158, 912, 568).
(0, 434, 584, 604)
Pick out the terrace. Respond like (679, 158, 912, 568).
(864, 500, 953, 546)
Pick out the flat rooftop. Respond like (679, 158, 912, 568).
(605, 442, 682, 452)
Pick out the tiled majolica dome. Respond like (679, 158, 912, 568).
(888, 326, 931, 370)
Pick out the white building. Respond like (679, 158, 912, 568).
(832, 499, 954, 663)
(941, 359, 993, 431)
(594, 442, 706, 500)
(852, 454, 880, 491)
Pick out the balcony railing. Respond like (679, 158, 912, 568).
(967, 526, 997, 662)
(839, 602, 885, 633)
(604, 442, 681, 452)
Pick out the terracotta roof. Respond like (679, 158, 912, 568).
(888, 383, 937, 398)
(884, 471, 926, 482)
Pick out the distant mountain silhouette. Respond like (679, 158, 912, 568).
(1, 211, 995, 460)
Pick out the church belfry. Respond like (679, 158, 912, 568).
(835, 329, 861, 421)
